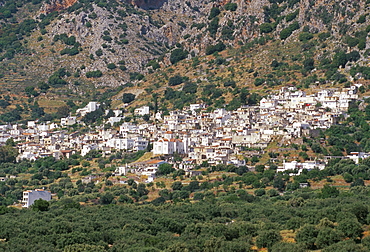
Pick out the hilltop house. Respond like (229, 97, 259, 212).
(76, 102, 100, 117)
(134, 106, 150, 116)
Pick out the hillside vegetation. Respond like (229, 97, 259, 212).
(0, 0, 370, 120)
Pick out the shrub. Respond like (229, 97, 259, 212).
(254, 78, 265, 86)
(107, 63, 116, 70)
(221, 26, 234, 40)
(280, 28, 292, 40)
(95, 49, 103, 56)
(122, 93, 135, 103)
(146, 60, 160, 70)
(168, 75, 184, 86)
(170, 48, 188, 64)
(255, 188, 266, 196)
(280, 21, 299, 40)
(191, 23, 206, 30)
(259, 23, 273, 33)
(48, 68, 69, 87)
(183, 82, 197, 94)
(346, 51, 360, 62)
(358, 39, 366, 50)
(205, 42, 226, 55)
(60, 47, 79, 56)
(129, 72, 144, 81)
(224, 80, 236, 88)
(318, 32, 330, 41)
(208, 7, 220, 19)
(299, 32, 313, 42)
(357, 15, 366, 24)
(86, 70, 103, 78)
(88, 12, 97, 19)
(286, 10, 299, 22)
(344, 36, 359, 48)
(0, 100, 9, 109)
(208, 17, 219, 36)
(224, 3, 237, 11)
(303, 58, 314, 71)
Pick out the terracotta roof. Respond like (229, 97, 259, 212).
(61, 150, 73, 153)
(146, 159, 164, 164)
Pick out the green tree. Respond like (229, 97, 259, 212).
(86, 70, 103, 78)
(273, 177, 285, 191)
(5, 138, 15, 146)
(31, 199, 50, 211)
(122, 93, 135, 103)
(259, 23, 273, 33)
(320, 185, 339, 198)
(137, 183, 149, 197)
(208, 7, 220, 19)
(0, 145, 18, 163)
(299, 32, 313, 42)
(99, 192, 114, 204)
(205, 42, 225, 55)
(0, 100, 9, 109)
(208, 17, 219, 36)
(315, 227, 343, 249)
(64, 243, 106, 252)
(296, 224, 319, 249)
(323, 240, 367, 252)
(267, 189, 279, 197)
(332, 51, 347, 68)
(256, 230, 282, 250)
(352, 204, 368, 224)
(156, 163, 175, 176)
(95, 49, 103, 56)
(107, 63, 116, 70)
(351, 178, 365, 187)
(170, 49, 188, 64)
(171, 181, 183, 191)
(254, 188, 265, 196)
(255, 165, 265, 173)
(337, 219, 363, 240)
(168, 75, 184, 86)
(271, 242, 305, 252)
(56, 105, 70, 118)
(224, 3, 237, 11)
(187, 181, 200, 192)
(25, 86, 39, 97)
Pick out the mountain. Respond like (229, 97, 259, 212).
(0, 0, 369, 120)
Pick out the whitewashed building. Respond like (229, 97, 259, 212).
(76, 102, 100, 116)
(135, 106, 150, 116)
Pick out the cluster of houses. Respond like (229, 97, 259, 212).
(0, 85, 368, 180)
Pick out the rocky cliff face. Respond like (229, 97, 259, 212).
(40, 0, 78, 14)
(5, 0, 370, 90)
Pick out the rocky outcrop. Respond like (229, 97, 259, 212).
(40, 0, 78, 14)
(26, 0, 369, 88)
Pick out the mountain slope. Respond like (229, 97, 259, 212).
(0, 0, 369, 120)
